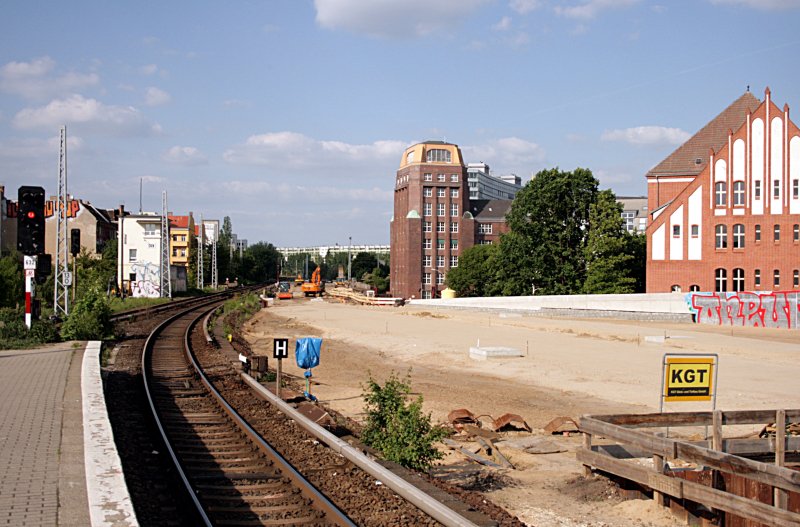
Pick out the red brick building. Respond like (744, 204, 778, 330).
(646, 88, 800, 292)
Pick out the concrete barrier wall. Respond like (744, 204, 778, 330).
(409, 293, 689, 316)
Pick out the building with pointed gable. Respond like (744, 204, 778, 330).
(646, 88, 800, 293)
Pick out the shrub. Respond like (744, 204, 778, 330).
(0, 307, 61, 349)
(61, 287, 112, 341)
(361, 371, 448, 471)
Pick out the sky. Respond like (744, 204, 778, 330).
(2, 0, 800, 248)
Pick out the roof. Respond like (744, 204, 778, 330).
(469, 199, 511, 221)
(647, 91, 760, 178)
(168, 215, 191, 229)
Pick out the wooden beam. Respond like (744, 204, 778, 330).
(588, 409, 800, 428)
(577, 448, 800, 527)
(775, 409, 788, 510)
(580, 417, 676, 458)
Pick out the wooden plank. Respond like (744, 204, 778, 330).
(577, 448, 683, 498)
(442, 438, 504, 469)
(683, 436, 800, 456)
(676, 442, 800, 493)
(580, 417, 676, 458)
(578, 448, 800, 527)
(775, 409, 788, 510)
(682, 476, 800, 527)
(589, 409, 800, 428)
(582, 432, 592, 477)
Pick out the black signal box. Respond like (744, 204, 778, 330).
(17, 186, 45, 255)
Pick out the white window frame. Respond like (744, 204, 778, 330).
(424, 173, 432, 182)
(424, 221, 432, 233)
(423, 238, 431, 250)
(423, 187, 432, 197)
(733, 181, 745, 206)
(450, 222, 459, 233)
(450, 203, 458, 217)
(424, 203, 432, 217)
(437, 188, 446, 198)
(450, 188, 459, 198)
(437, 222, 445, 233)
(450, 256, 458, 267)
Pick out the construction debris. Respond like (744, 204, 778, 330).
(543, 416, 580, 435)
(759, 421, 800, 438)
(491, 413, 532, 433)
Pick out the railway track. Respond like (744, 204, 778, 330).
(108, 289, 515, 526)
(143, 302, 355, 526)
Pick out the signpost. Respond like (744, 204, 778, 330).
(273, 338, 289, 399)
(23, 256, 37, 329)
(660, 353, 718, 412)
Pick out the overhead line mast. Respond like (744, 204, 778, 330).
(53, 126, 69, 317)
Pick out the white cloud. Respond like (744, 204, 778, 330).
(601, 126, 690, 146)
(462, 137, 546, 173)
(0, 56, 99, 100)
(223, 131, 406, 173)
(709, 0, 800, 8)
(314, 0, 491, 38)
(140, 64, 158, 76)
(163, 146, 207, 166)
(0, 135, 83, 160)
(492, 16, 513, 31)
(144, 87, 171, 106)
(510, 0, 543, 14)
(13, 94, 160, 136)
(555, 0, 639, 19)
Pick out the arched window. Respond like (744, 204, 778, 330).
(715, 182, 727, 206)
(715, 224, 727, 249)
(733, 224, 745, 249)
(689, 284, 700, 292)
(732, 268, 745, 292)
(733, 181, 745, 206)
(715, 268, 727, 292)
(671, 284, 682, 292)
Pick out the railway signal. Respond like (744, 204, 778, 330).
(17, 186, 45, 255)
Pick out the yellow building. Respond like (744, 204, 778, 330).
(168, 214, 195, 268)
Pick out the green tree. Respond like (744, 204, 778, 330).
(363, 265, 390, 294)
(500, 167, 598, 295)
(350, 252, 377, 282)
(582, 190, 637, 294)
(445, 243, 500, 297)
(0, 252, 24, 308)
(239, 242, 281, 284)
(625, 232, 647, 293)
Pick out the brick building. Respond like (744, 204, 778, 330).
(390, 141, 475, 299)
(646, 88, 800, 292)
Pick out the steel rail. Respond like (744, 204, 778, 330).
(184, 310, 356, 527)
(141, 302, 216, 527)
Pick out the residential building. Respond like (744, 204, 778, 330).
(617, 196, 648, 233)
(44, 196, 117, 257)
(0, 186, 15, 255)
(168, 214, 195, 269)
(466, 163, 522, 200)
(646, 88, 800, 293)
(117, 213, 166, 297)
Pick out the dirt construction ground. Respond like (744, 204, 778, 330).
(243, 298, 800, 527)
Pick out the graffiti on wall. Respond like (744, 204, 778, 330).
(686, 291, 800, 329)
(130, 261, 161, 298)
(45, 199, 81, 218)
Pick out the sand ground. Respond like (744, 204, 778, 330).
(243, 297, 799, 527)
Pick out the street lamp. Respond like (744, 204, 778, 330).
(347, 236, 352, 281)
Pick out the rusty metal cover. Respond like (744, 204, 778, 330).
(448, 408, 478, 424)
(491, 413, 531, 433)
(543, 416, 579, 435)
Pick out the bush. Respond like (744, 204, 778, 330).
(0, 307, 61, 349)
(361, 371, 448, 471)
(61, 287, 112, 341)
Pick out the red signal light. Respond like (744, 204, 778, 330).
(27, 211, 36, 219)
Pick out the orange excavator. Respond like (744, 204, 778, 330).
(301, 267, 324, 297)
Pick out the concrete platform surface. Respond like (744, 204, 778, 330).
(0, 342, 137, 526)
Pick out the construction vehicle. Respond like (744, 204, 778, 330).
(294, 273, 304, 286)
(301, 267, 324, 297)
(277, 281, 292, 300)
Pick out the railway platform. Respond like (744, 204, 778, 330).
(0, 342, 137, 526)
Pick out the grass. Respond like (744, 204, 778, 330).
(108, 296, 171, 313)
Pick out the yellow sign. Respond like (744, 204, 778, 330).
(663, 356, 715, 402)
